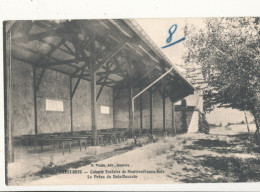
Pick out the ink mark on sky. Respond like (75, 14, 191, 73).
(161, 24, 185, 49)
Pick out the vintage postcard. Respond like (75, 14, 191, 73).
(3, 17, 260, 186)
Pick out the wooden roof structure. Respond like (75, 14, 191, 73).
(8, 19, 194, 102)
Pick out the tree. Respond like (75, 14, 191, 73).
(182, 17, 260, 135)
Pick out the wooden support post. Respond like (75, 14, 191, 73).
(149, 89, 153, 134)
(140, 92, 143, 129)
(5, 27, 14, 163)
(90, 61, 98, 146)
(172, 102, 176, 135)
(32, 65, 38, 135)
(163, 96, 166, 132)
(129, 86, 133, 138)
(70, 77, 73, 133)
(181, 99, 187, 133)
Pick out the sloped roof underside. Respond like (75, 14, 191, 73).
(9, 19, 194, 102)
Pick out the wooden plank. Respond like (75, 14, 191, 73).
(140, 92, 143, 129)
(32, 65, 38, 135)
(149, 89, 153, 134)
(70, 77, 73, 133)
(5, 28, 14, 163)
(90, 60, 98, 146)
(133, 64, 158, 86)
(37, 58, 85, 68)
(13, 42, 58, 61)
(71, 77, 81, 98)
(37, 39, 75, 56)
(129, 86, 133, 138)
(94, 40, 128, 72)
(12, 28, 59, 42)
(71, 65, 87, 98)
(35, 39, 65, 91)
(96, 76, 108, 101)
(102, 20, 132, 42)
(12, 56, 72, 76)
(96, 79, 125, 85)
(172, 102, 176, 135)
(11, 55, 34, 65)
(163, 96, 166, 132)
(35, 68, 46, 92)
(63, 41, 75, 55)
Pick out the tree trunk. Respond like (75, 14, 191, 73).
(252, 111, 260, 136)
(244, 112, 250, 134)
(252, 110, 260, 147)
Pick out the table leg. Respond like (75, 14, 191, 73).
(20, 138, 22, 150)
(84, 139, 87, 150)
(69, 141, 71, 153)
(41, 141, 43, 153)
(79, 139, 82, 151)
(62, 142, 65, 155)
(25, 139, 28, 149)
(34, 140, 36, 153)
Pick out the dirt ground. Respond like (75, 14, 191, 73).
(8, 124, 260, 185)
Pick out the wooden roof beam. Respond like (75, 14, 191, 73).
(36, 58, 85, 67)
(12, 42, 59, 62)
(12, 28, 59, 43)
(94, 39, 129, 72)
(37, 39, 75, 56)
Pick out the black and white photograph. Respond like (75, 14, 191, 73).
(2, 16, 260, 187)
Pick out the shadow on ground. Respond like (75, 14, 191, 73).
(166, 134, 260, 183)
(184, 134, 260, 154)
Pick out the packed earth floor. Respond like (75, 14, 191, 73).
(8, 124, 260, 185)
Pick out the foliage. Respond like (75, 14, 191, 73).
(182, 17, 260, 134)
(183, 17, 260, 113)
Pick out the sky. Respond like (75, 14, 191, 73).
(135, 18, 205, 71)
(135, 18, 254, 125)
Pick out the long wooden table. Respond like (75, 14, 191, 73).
(18, 129, 128, 155)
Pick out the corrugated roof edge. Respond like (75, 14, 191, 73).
(123, 19, 196, 92)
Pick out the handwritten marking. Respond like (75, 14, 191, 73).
(162, 24, 185, 49)
(166, 24, 177, 44)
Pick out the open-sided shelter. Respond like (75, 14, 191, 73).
(4, 19, 195, 162)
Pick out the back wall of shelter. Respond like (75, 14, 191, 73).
(11, 59, 113, 136)
(10, 59, 193, 136)
(113, 88, 193, 133)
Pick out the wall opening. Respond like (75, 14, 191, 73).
(101, 106, 110, 114)
(46, 99, 64, 112)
